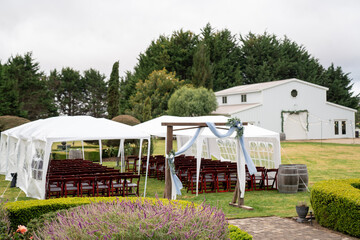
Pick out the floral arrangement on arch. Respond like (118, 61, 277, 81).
(227, 117, 244, 138)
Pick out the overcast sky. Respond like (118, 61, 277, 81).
(1, 0, 360, 94)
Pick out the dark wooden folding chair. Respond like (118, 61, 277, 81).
(227, 169, 238, 192)
(47, 177, 63, 199)
(110, 175, 126, 196)
(253, 167, 266, 191)
(265, 168, 278, 190)
(202, 170, 216, 193)
(79, 177, 95, 197)
(187, 169, 203, 194)
(156, 160, 165, 181)
(245, 167, 254, 191)
(216, 169, 228, 192)
(63, 177, 80, 198)
(124, 174, 140, 196)
(95, 176, 111, 197)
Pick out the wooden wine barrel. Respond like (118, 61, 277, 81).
(296, 164, 308, 192)
(278, 164, 299, 193)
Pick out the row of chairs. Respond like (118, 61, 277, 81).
(47, 174, 140, 198)
(47, 173, 140, 198)
(121, 155, 279, 194)
(46, 159, 140, 198)
(184, 167, 278, 194)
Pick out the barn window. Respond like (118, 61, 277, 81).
(334, 121, 339, 135)
(241, 94, 247, 102)
(291, 89, 298, 97)
(342, 121, 346, 135)
(222, 96, 227, 104)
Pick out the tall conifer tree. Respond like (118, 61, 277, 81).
(107, 61, 120, 119)
(192, 42, 212, 89)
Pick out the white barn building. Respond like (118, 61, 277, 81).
(213, 78, 357, 140)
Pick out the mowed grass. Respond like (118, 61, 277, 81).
(1, 141, 359, 219)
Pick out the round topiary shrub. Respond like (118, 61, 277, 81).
(310, 178, 360, 238)
(112, 115, 140, 126)
(0, 115, 30, 132)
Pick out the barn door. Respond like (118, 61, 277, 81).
(283, 112, 308, 140)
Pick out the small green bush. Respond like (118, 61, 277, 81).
(5, 197, 193, 229)
(229, 225, 253, 240)
(310, 179, 360, 237)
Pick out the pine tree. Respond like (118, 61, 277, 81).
(322, 64, 359, 109)
(0, 63, 23, 116)
(48, 67, 84, 116)
(192, 42, 212, 88)
(1, 53, 57, 119)
(82, 69, 107, 117)
(119, 71, 137, 114)
(107, 61, 120, 119)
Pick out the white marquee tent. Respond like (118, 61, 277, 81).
(0, 116, 150, 199)
(134, 115, 281, 168)
(134, 115, 281, 199)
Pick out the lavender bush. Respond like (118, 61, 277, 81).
(34, 198, 229, 239)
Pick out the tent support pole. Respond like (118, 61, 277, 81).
(81, 140, 85, 160)
(118, 139, 125, 171)
(99, 140, 102, 164)
(164, 126, 173, 199)
(143, 137, 151, 197)
(138, 139, 143, 175)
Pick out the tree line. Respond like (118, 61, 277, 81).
(0, 23, 358, 122)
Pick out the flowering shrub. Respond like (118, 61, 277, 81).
(1, 201, 32, 239)
(0, 200, 10, 239)
(33, 198, 229, 239)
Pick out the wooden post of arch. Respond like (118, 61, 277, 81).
(161, 122, 252, 209)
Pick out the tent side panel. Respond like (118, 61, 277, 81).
(25, 140, 47, 199)
(0, 134, 8, 174)
(6, 137, 19, 181)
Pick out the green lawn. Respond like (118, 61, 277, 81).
(1, 141, 359, 219)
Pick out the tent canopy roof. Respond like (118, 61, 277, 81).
(134, 115, 279, 139)
(3, 116, 150, 142)
(133, 115, 229, 138)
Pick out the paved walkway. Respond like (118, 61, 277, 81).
(228, 217, 358, 240)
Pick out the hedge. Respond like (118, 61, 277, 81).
(52, 151, 100, 161)
(310, 178, 360, 237)
(5, 197, 194, 229)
